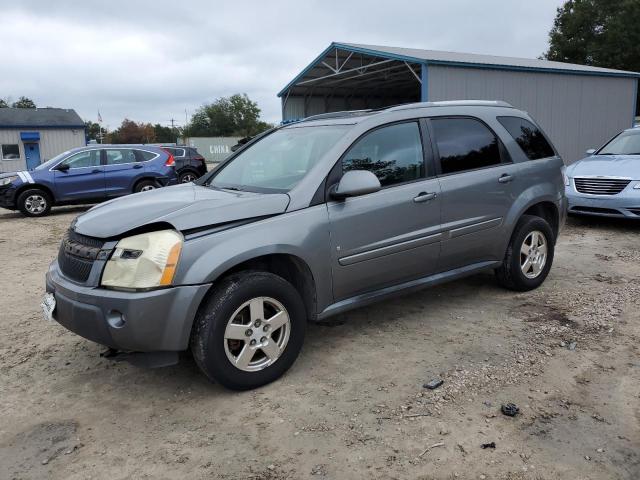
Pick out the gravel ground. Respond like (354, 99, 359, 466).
(1, 207, 639, 480)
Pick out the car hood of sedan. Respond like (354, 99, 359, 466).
(568, 154, 640, 178)
(73, 184, 291, 238)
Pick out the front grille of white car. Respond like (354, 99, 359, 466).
(574, 177, 631, 195)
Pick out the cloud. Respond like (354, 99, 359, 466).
(0, 0, 562, 128)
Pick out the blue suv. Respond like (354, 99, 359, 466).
(0, 145, 177, 216)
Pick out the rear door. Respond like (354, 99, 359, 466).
(53, 149, 105, 201)
(103, 148, 141, 197)
(328, 120, 443, 301)
(428, 116, 517, 270)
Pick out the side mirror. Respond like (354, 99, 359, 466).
(330, 170, 381, 200)
(585, 148, 596, 155)
(56, 163, 70, 172)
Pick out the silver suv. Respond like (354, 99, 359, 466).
(44, 101, 566, 390)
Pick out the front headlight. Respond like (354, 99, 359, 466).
(0, 175, 18, 186)
(634, 182, 640, 190)
(101, 230, 183, 290)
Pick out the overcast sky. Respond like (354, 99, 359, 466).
(0, 1, 562, 128)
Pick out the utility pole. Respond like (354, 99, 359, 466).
(170, 118, 176, 129)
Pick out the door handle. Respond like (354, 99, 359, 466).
(498, 174, 514, 183)
(133, 164, 143, 169)
(413, 192, 437, 203)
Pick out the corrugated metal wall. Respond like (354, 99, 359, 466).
(283, 95, 415, 121)
(182, 137, 242, 164)
(0, 128, 85, 172)
(427, 65, 637, 163)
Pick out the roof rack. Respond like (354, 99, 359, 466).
(387, 100, 514, 112)
(300, 109, 374, 122)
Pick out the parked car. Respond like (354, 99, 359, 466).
(161, 145, 207, 183)
(44, 101, 566, 390)
(565, 127, 640, 218)
(0, 145, 177, 217)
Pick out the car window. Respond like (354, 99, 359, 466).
(105, 149, 137, 165)
(173, 148, 185, 157)
(598, 130, 640, 156)
(431, 118, 501, 174)
(497, 116, 555, 160)
(210, 125, 348, 193)
(137, 150, 158, 161)
(59, 150, 101, 169)
(342, 122, 424, 187)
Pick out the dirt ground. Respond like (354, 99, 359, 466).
(1, 206, 639, 480)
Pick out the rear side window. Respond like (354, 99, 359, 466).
(137, 150, 158, 161)
(105, 149, 137, 165)
(431, 118, 502, 174)
(342, 122, 424, 187)
(497, 116, 555, 160)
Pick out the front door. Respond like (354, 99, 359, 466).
(328, 121, 442, 301)
(54, 149, 105, 201)
(25, 143, 41, 169)
(428, 117, 517, 270)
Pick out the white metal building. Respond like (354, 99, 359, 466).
(0, 108, 86, 173)
(279, 43, 640, 163)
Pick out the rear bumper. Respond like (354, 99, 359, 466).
(46, 260, 211, 352)
(566, 185, 640, 218)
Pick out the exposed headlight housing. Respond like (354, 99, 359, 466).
(101, 230, 183, 290)
(0, 175, 18, 187)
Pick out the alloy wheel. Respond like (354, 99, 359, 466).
(25, 194, 47, 214)
(520, 230, 548, 279)
(223, 297, 291, 372)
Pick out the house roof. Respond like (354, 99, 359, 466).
(0, 107, 85, 128)
(278, 42, 640, 97)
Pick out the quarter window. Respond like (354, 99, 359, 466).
(59, 150, 100, 169)
(431, 118, 502, 174)
(498, 116, 555, 160)
(137, 150, 158, 161)
(105, 149, 137, 165)
(342, 122, 424, 187)
(1, 144, 20, 160)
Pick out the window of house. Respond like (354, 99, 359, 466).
(342, 122, 425, 187)
(1, 144, 20, 160)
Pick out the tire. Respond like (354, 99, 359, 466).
(17, 188, 52, 217)
(134, 179, 157, 193)
(178, 170, 199, 183)
(190, 271, 307, 390)
(495, 215, 555, 292)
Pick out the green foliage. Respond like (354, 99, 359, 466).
(84, 121, 102, 141)
(543, 0, 640, 113)
(11, 96, 36, 108)
(108, 119, 156, 144)
(184, 94, 273, 138)
(0, 98, 8, 108)
(153, 123, 180, 143)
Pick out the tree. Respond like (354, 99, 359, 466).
(11, 96, 36, 108)
(184, 94, 272, 138)
(0, 98, 8, 108)
(543, 0, 640, 114)
(153, 123, 180, 143)
(108, 119, 156, 144)
(85, 121, 102, 142)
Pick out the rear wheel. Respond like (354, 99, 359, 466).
(17, 189, 52, 217)
(134, 179, 157, 193)
(190, 271, 306, 390)
(495, 215, 555, 291)
(179, 171, 198, 183)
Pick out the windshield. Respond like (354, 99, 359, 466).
(209, 125, 348, 192)
(598, 130, 640, 156)
(34, 149, 73, 170)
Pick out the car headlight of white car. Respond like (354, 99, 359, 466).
(0, 175, 18, 186)
(101, 230, 183, 290)
(634, 181, 640, 189)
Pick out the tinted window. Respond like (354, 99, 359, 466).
(105, 149, 137, 165)
(342, 122, 424, 187)
(498, 116, 555, 160)
(1, 144, 20, 160)
(138, 150, 158, 161)
(60, 150, 100, 169)
(431, 118, 501, 174)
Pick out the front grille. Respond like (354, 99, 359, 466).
(58, 229, 104, 282)
(574, 177, 631, 195)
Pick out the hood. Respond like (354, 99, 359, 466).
(568, 154, 640, 179)
(73, 183, 290, 238)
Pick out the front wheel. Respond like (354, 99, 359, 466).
(190, 271, 307, 390)
(17, 189, 52, 217)
(495, 215, 555, 291)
